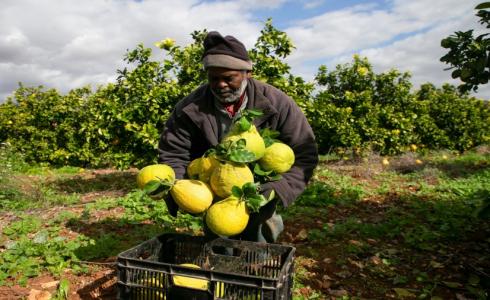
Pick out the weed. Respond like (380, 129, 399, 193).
(0, 227, 92, 286)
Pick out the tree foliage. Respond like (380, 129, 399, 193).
(0, 20, 489, 168)
(440, 2, 490, 93)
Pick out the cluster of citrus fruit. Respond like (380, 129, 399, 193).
(136, 109, 295, 237)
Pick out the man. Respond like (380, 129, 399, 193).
(158, 31, 318, 243)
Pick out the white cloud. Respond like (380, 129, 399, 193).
(303, 0, 324, 10)
(1, 0, 489, 102)
(0, 0, 262, 101)
(283, 0, 489, 98)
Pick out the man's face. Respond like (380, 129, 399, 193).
(207, 67, 248, 103)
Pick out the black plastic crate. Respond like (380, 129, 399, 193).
(117, 233, 295, 300)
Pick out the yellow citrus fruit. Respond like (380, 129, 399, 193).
(205, 196, 249, 236)
(170, 179, 213, 214)
(186, 158, 201, 179)
(410, 144, 418, 151)
(222, 125, 265, 161)
(357, 66, 369, 76)
(382, 158, 390, 166)
(199, 155, 219, 183)
(137, 276, 165, 299)
(136, 164, 175, 189)
(173, 263, 208, 290)
(258, 142, 295, 174)
(210, 162, 254, 198)
(187, 155, 218, 183)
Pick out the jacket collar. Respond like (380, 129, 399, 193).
(181, 78, 278, 146)
(182, 86, 220, 146)
(245, 78, 278, 128)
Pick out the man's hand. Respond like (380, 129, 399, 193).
(163, 194, 178, 217)
(256, 182, 278, 222)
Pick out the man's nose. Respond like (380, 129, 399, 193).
(216, 80, 228, 89)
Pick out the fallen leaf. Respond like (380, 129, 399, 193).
(370, 255, 382, 265)
(322, 274, 332, 281)
(323, 257, 332, 264)
(443, 281, 462, 289)
(348, 258, 364, 269)
(430, 260, 444, 268)
(316, 279, 331, 289)
(334, 270, 352, 278)
(328, 289, 348, 297)
(367, 238, 377, 245)
(456, 293, 469, 300)
(348, 239, 362, 246)
(295, 229, 308, 241)
(393, 288, 416, 298)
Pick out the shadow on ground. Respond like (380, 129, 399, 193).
(66, 217, 168, 261)
(50, 170, 136, 194)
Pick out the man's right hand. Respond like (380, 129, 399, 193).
(163, 194, 178, 217)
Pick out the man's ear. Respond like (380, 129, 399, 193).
(246, 71, 252, 78)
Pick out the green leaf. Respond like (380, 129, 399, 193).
(58, 278, 70, 299)
(267, 189, 276, 201)
(393, 288, 416, 298)
(269, 174, 282, 181)
(229, 149, 256, 163)
(235, 138, 247, 148)
(260, 128, 280, 139)
(475, 2, 490, 10)
(238, 117, 251, 131)
(260, 128, 280, 147)
(253, 163, 273, 176)
(143, 180, 162, 194)
(203, 148, 216, 157)
(246, 109, 264, 118)
(242, 182, 259, 197)
(442, 281, 462, 289)
(246, 195, 268, 213)
(231, 186, 243, 198)
(143, 179, 173, 197)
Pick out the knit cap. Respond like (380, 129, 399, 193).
(202, 31, 252, 70)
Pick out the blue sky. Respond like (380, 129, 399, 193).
(252, 0, 387, 28)
(0, 0, 487, 102)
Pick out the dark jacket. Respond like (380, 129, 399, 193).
(158, 78, 318, 207)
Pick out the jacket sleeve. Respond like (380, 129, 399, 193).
(261, 93, 319, 208)
(157, 108, 195, 179)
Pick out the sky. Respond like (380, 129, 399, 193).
(1, 0, 488, 103)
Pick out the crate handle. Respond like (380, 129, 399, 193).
(204, 238, 249, 257)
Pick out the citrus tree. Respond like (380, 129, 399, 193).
(310, 55, 417, 155)
(0, 21, 489, 167)
(440, 2, 490, 93)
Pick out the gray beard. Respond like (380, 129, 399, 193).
(212, 79, 248, 104)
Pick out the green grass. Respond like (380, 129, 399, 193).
(285, 148, 489, 299)
(0, 144, 488, 299)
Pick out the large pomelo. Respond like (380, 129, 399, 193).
(170, 179, 213, 214)
(198, 155, 218, 183)
(258, 142, 295, 174)
(205, 196, 249, 236)
(136, 164, 175, 189)
(186, 158, 201, 179)
(222, 124, 265, 161)
(187, 155, 218, 183)
(173, 263, 208, 290)
(210, 162, 254, 198)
